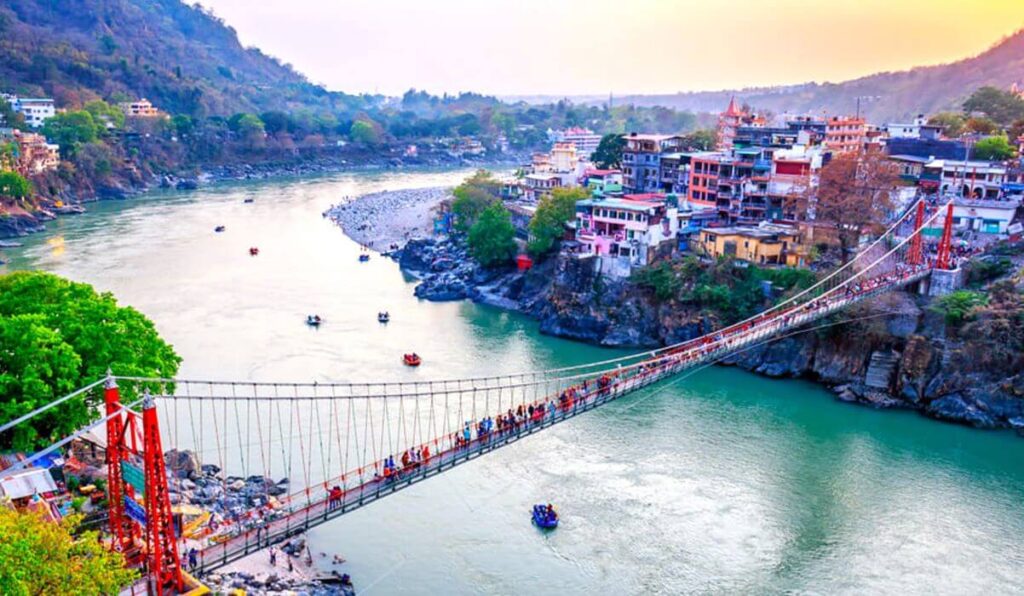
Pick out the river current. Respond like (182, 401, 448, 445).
(2, 169, 1023, 595)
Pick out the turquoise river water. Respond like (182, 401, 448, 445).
(2, 169, 1023, 595)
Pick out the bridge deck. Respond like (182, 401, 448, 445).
(194, 269, 929, 572)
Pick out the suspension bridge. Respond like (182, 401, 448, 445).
(0, 199, 962, 594)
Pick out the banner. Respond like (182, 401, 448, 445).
(124, 496, 146, 526)
(121, 461, 145, 497)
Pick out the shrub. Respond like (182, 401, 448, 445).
(930, 290, 988, 325)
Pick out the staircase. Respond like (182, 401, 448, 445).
(865, 350, 900, 390)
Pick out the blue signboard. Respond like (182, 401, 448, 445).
(124, 496, 146, 526)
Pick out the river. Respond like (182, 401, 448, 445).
(3, 168, 1023, 594)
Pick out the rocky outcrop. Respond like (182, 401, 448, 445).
(396, 237, 1024, 433)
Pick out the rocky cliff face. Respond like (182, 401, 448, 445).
(400, 241, 1024, 432)
(724, 291, 1024, 431)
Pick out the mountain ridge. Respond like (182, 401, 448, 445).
(513, 29, 1024, 121)
(0, 0, 369, 116)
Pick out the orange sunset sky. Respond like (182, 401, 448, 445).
(202, 0, 1024, 96)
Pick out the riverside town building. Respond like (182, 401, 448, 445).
(504, 95, 1022, 278)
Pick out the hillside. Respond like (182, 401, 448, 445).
(581, 29, 1024, 121)
(0, 0, 367, 116)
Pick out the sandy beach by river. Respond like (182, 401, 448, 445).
(325, 186, 450, 251)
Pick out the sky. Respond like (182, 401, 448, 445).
(201, 0, 1024, 97)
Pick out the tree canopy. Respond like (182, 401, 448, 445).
(0, 271, 181, 450)
(592, 134, 625, 169)
(972, 135, 1016, 161)
(927, 112, 966, 138)
(963, 86, 1024, 127)
(0, 508, 136, 595)
(42, 111, 100, 157)
(349, 119, 381, 146)
(791, 150, 898, 263)
(468, 203, 517, 268)
(451, 170, 501, 233)
(527, 187, 587, 259)
(0, 171, 33, 202)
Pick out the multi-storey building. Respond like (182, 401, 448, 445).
(120, 98, 162, 118)
(0, 128, 60, 174)
(883, 115, 941, 140)
(582, 169, 623, 196)
(549, 126, 602, 158)
(621, 133, 685, 193)
(4, 96, 56, 128)
(925, 159, 1006, 199)
(549, 141, 579, 174)
(824, 116, 865, 153)
(523, 173, 562, 202)
(574, 195, 678, 277)
(694, 222, 803, 266)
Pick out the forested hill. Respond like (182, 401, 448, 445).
(589, 29, 1024, 121)
(0, 0, 369, 116)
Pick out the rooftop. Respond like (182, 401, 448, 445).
(702, 225, 798, 239)
(0, 467, 58, 500)
(623, 193, 666, 202)
(577, 197, 662, 212)
(953, 197, 1022, 210)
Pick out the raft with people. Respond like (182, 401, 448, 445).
(359, 253, 370, 262)
(403, 353, 421, 367)
(378, 311, 390, 323)
(531, 504, 558, 529)
(306, 315, 322, 327)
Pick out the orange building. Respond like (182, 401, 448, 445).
(824, 116, 865, 153)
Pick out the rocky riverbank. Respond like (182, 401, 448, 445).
(394, 236, 1024, 432)
(0, 150, 523, 240)
(326, 187, 451, 251)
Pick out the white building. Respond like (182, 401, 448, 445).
(549, 126, 602, 159)
(6, 96, 56, 128)
(524, 173, 562, 202)
(573, 196, 679, 277)
(945, 198, 1022, 235)
(883, 115, 942, 140)
(926, 159, 1006, 199)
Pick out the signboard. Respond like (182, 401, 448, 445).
(121, 461, 145, 497)
(124, 496, 146, 526)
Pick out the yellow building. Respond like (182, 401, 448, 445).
(120, 98, 162, 118)
(695, 224, 802, 266)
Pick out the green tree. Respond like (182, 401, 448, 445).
(98, 33, 119, 55)
(631, 261, 683, 301)
(83, 99, 125, 129)
(349, 119, 381, 146)
(451, 170, 500, 232)
(0, 508, 136, 595)
(230, 113, 265, 140)
(931, 290, 988, 326)
(0, 271, 181, 450)
(42, 111, 99, 157)
(927, 112, 966, 138)
(0, 171, 33, 202)
(0, 98, 26, 130)
(171, 114, 194, 137)
(964, 116, 1000, 136)
(681, 129, 716, 150)
(527, 186, 587, 258)
(972, 135, 1015, 161)
(468, 203, 517, 268)
(592, 133, 625, 169)
(963, 86, 1024, 127)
